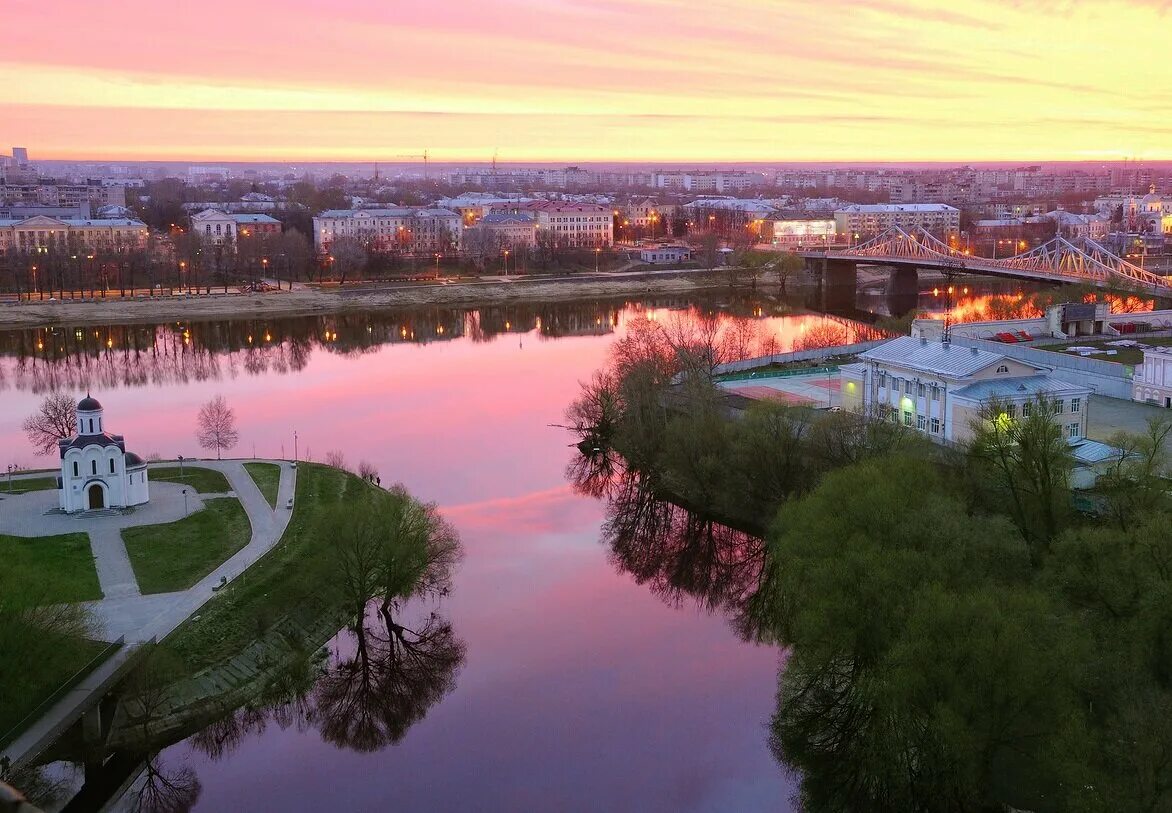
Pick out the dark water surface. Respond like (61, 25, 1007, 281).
(2, 295, 807, 812)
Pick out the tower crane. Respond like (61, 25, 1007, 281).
(394, 149, 429, 180)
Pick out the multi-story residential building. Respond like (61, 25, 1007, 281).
(313, 208, 462, 254)
(833, 203, 960, 238)
(652, 171, 760, 193)
(0, 181, 125, 209)
(436, 194, 530, 226)
(0, 215, 149, 254)
(476, 212, 537, 248)
(191, 209, 282, 244)
(512, 201, 612, 247)
(839, 336, 1092, 445)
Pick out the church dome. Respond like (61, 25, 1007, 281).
(78, 395, 102, 411)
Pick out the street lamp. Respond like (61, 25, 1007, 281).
(178, 454, 185, 478)
(503, 248, 510, 277)
(595, 246, 601, 273)
(183, 488, 189, 516)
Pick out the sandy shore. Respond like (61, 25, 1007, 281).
(0, 269, 757, 329)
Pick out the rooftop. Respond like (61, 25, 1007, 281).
(836, 203, 959, 214)
(859, 336, 1026, 378)
(950, 375, 1088, 403)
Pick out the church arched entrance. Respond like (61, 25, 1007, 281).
(87, 483, 106, 510)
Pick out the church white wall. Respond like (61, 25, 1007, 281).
(126, 467, 150, 506)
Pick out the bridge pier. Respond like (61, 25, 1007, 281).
(884, 266, 919, 315)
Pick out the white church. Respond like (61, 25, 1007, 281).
(58, 395, 150, 513)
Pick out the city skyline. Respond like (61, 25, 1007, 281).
(4, 0, 1172, 163)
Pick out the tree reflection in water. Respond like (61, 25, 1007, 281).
(127, 756, 201, 813)
(315, 605, 464, 752)
(571, 452, 768, 642)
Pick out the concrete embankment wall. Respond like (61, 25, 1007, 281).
(714, 339, 888, 375)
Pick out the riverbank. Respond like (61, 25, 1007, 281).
(0, 267, 755, 329)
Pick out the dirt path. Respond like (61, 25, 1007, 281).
(0, 268, 752, 329)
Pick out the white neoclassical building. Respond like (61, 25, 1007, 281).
(1135, 347, 1172, 409)
(58, 395, 150, 512)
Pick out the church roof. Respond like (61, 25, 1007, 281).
(78, 395, 102, 411)
(124, 451, 147, 468)
(59, 432, 125, 457)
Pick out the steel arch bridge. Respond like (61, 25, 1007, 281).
(799, 226, 1171, 294)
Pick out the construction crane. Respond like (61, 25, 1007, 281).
(395, 149, 429, 180)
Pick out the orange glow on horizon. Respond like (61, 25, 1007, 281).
(3, 0, 1172, 162)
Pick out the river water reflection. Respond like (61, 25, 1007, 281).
(0, 288, 1019, 811)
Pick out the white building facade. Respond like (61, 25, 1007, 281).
(1134, 347, 1172, 408)
(58, 395, 149, 513)
(840, 337, 1092, 445)
(313, 208, 462, 254)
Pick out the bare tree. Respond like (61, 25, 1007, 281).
(196, 395, 239, 459)
(325, 449, 348, 471)
(357, 460, 379, 481)
(22, 392, 77, 455)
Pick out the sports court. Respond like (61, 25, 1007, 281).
(717, 369, 842, 409)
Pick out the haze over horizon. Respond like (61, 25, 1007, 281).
(4, 0, 1172, 163)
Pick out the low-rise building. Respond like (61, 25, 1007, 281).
(313, 208, 462, 254)
(839, 336, 1092, 445)
(191, 209, 282, 244)
(1134, 346, 1172, 408)
(636, 244, 691, 264)
(771, 218, 837, 246)
(0, 215, 149, 253)
(834, 203, 960, 239)
(477, 212, 537, 248)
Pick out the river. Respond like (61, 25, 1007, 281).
(0, 284, 1047, 812)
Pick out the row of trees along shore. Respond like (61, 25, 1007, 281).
(566, 313, 1172, 812)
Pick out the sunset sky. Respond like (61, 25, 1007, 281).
(4, 0, 1171, 163)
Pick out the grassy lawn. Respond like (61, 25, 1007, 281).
(3, 475, 59, 494)
(244, 462, 282, 509)
(0, 632, 113, 747)
(150, 465, 232, 494)
(122, 498, 251, 594)
(0, 533, 102, 605)
(163, 464, 386, 671)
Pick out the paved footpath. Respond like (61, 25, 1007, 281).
(89, 459, 298, 643)
(0, 458, 297, 771)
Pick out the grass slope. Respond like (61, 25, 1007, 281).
(244, 462, 282, 509)
(0, 632, 111, 746)
(122, 498, 251, 594)
(0, 533, 102, 605)
(150, 466, 232, 494)
(164, 464, 383, 671)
